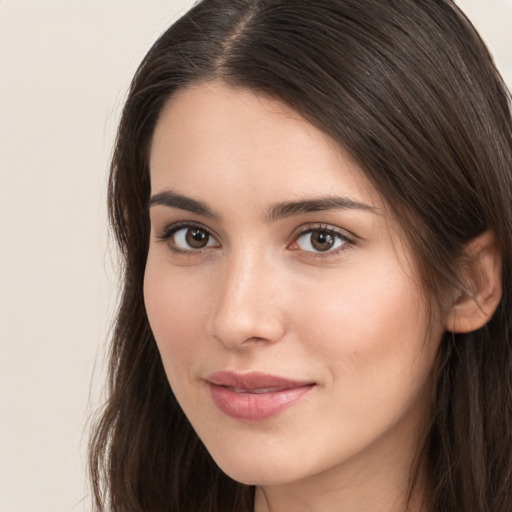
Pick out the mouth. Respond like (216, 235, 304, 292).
(205, 371, 315, 420)
(224, 386, 298, 394)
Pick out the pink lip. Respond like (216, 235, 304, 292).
(206, 371, 315, 421)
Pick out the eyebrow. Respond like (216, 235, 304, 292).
(148, 190, 377, 220)
(266, 196, 377, 221)
(148, 191, 217, 218)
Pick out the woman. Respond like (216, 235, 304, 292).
(89, 1, 512, 511)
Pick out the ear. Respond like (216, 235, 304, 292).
(445, 230, 502, 333)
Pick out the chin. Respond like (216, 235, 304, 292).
(217, 464, 294, 487)
(206, 446, 307, 487)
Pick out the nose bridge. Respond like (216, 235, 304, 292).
(210, 244, 286, 348)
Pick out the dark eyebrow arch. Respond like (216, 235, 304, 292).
(267, 196, 377, 222)
(148, 190, 217, 218)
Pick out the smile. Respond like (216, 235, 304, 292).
(206, 371, 315, 420)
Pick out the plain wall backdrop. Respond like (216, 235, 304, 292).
(0, 1, 510, 511)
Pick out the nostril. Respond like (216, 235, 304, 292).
(209, 303, 287, 349)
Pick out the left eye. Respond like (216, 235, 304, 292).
(295, 229, 347, 253)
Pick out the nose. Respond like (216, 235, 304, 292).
(209, 250, 288, 349)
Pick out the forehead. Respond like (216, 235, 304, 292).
(149, 81, 381, 211)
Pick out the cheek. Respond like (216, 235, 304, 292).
(288, 266, 438, 451)
(143, 257, 210, 377)
(292, 261, 436, 385)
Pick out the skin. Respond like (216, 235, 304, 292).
(144, 81, 445, 512)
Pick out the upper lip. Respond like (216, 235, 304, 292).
(206, 371, 314, 392)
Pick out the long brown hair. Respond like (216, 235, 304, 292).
(89, 1, 512, 510)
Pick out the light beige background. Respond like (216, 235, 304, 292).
(0, 1, 510, 511)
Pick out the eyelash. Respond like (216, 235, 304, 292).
(155, 221, 355, 258)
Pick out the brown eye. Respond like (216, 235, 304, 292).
(295, 228, 347, 253)
(185, 228, 210, 248)
(169, 225, 218, 251)
(310, 231, 335, 251)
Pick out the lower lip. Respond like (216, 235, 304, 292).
(207, 383, 314, 420)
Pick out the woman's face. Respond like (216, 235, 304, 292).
(144, 82, 443, 491)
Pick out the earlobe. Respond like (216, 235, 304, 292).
(445, 231, 502, 333)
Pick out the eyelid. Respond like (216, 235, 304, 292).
(290, 223, 355, 241)
(155, 220, 205, 239)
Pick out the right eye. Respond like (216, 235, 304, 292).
(157, 224, 220, 253)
